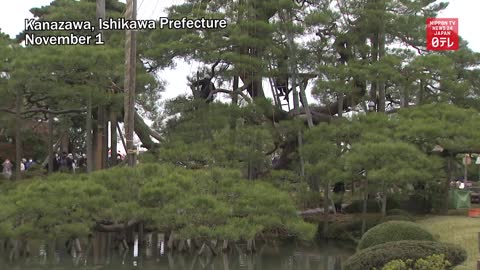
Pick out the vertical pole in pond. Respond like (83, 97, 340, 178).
(124, 0, 137, 167)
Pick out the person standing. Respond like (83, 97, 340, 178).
(58, 152, 68, 172)
(66, 153, 74, 172)
(2, 159, 13, 179)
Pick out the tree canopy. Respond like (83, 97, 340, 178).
(0, 0, 480, 250)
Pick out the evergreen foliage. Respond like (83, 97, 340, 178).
(1, 0, 480, 256)
(380, 254, 451, 270)
(343, 240, 467, 270)
(357, 221, 435, 250)
(0, 164, 316, 242)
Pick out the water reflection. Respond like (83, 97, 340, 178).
(0, 234, 354, 270)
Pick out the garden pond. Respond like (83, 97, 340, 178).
(0, 233, 354, 270)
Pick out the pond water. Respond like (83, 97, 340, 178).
(0, 236, 354, 270)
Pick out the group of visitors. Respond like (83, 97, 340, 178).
(1, 157, 37, 179)
(49, 152, 78, 173)
(47, 150, 126, 173)
(2, 150, 126, 179)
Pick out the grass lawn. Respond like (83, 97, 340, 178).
(417, 215, 480, 270)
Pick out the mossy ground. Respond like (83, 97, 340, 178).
(417, 214, 480, 270)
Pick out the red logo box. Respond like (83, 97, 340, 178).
(426, 18, 458, 51)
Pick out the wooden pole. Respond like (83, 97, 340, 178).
(94, 0, 106, 170)
(124, 0, 137, 167)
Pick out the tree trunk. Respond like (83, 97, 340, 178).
(110, 109, 118, 166)
(337, 93, 344, 118)
(138, 222, 144, 255)
(381, 179, 387, 217)
(222, 240, 228, 252)
(74, 238, 82, 254)
(322, 180, 330, 238)
(48, 111, 54, 174)
(151, 232, 158, 257)
(443, 155, 453, 214)
(268, 76, 280, 109)
(232, 75, 239, 105)
(86, 94, 93, 173)
(60, 132, 69, 154)
(330, 194, 337, 215)
(15, 86, 22, 180)
(167, 231, 175, 251)
(299, 80, 314, 128)
(377, 20, 386, 113)
(401, 80, 409, 108)
(123, 0, 137, 167)
(361, 176, 369, 235)
(133, 111, 160, 150)
(246, 238, 256, 253)
(417, 79, 424, 105)
(117, 123, 127, 153)
(94, 106, 105, 170)
(370, 33, 379, 103)
(102, 108, 109, 168)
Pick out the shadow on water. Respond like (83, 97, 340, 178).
(0, 233, 354, 270)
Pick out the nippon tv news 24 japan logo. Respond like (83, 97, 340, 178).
(426, 18, 459, 51)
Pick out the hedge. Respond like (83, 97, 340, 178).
(343, 240, 467, 270)
(318, 216, 382, 241)
(358, 221, 434, 250)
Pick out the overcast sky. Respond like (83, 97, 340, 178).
(0, 0, 478, 102)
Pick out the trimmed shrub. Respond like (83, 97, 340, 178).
(381, 254, 451, 270)
(358, 221, 434, 250)
(318, 216, 382, 241)
(343, 240, 467, 270)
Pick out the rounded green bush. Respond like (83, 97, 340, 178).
(357, 221, 434, 250)
(343, 240, 467, 270)
(318, 217, 382, 240)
